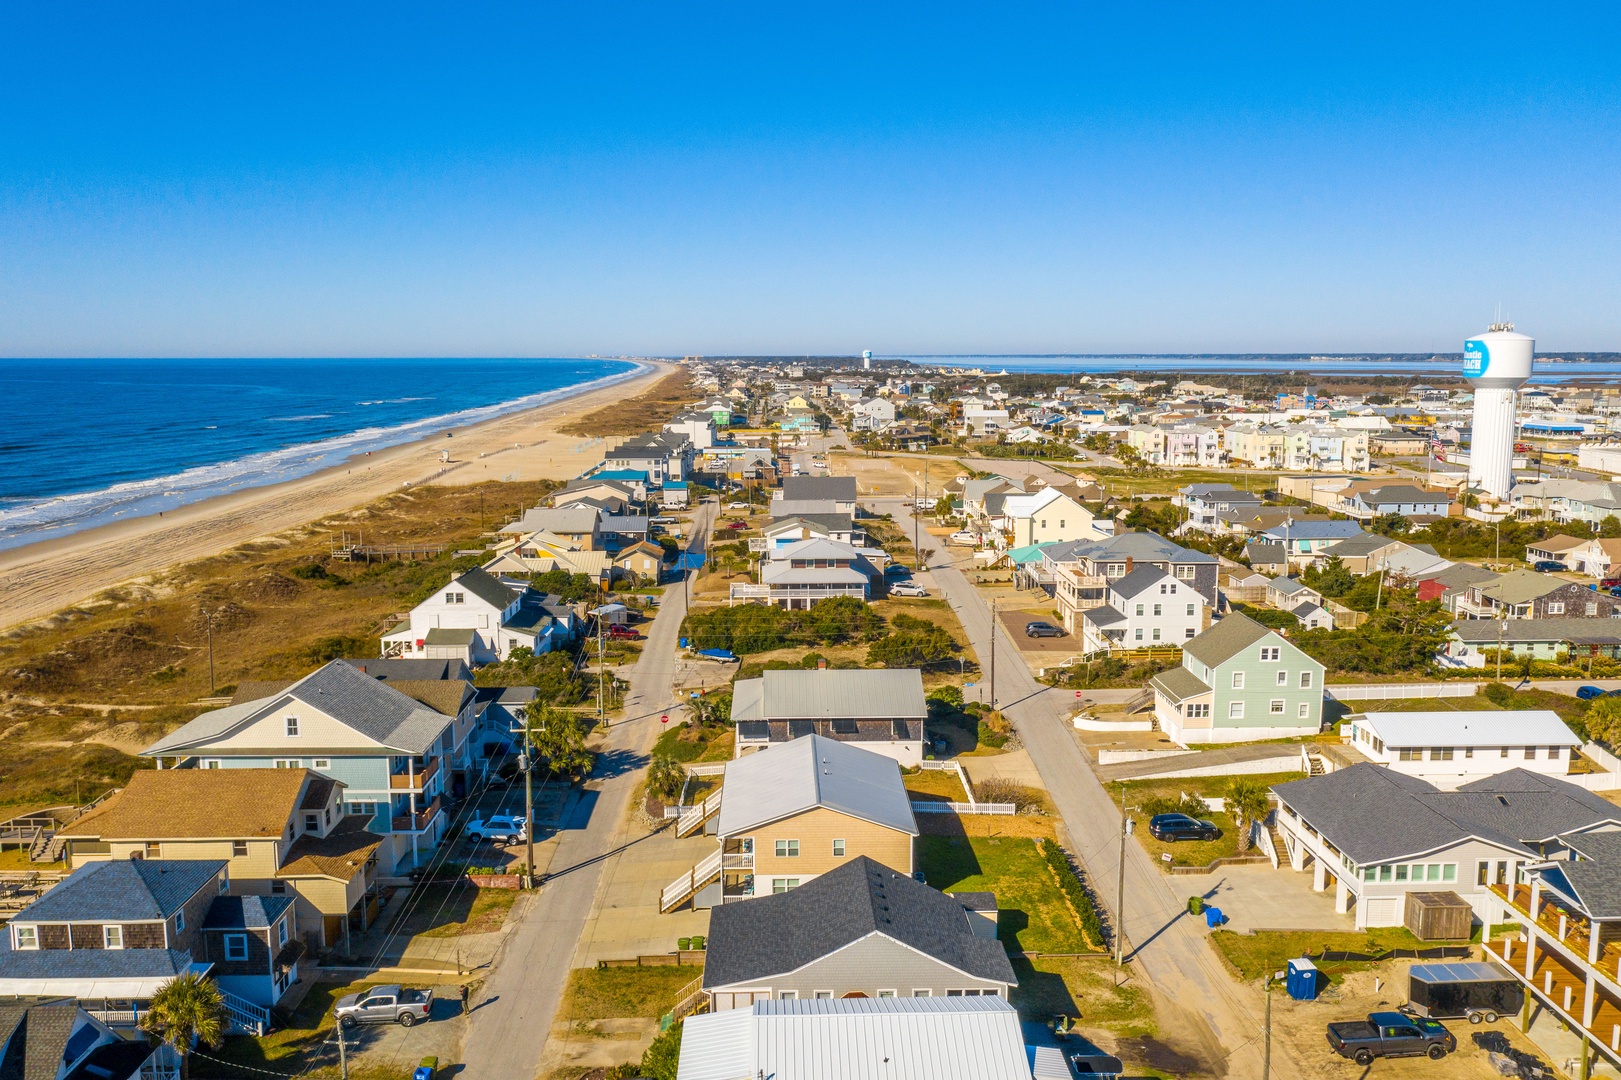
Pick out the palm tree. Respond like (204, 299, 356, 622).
(1226, 777, 1272, 854)
(140, 972, 227, 1080)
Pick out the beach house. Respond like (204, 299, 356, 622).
(730, 668, 927, 766)
(1148, 613, 1325, 745)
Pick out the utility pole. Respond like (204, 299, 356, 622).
(1496, 611, 1506, 683)
(337, 1014, 349, 1080)
(597, 598, 607, 728)
(1115, 782, 1132, 984)
(521, 721, 537, 888)
(1263, 970, 1278, 1080)
(913, 484, 921, 571)
(204, 610, 217, 695)
(989, 598, 997, 710)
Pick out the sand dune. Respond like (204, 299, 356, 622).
(0, 362, 673, 633)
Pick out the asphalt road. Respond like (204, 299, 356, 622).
(879, 497, 1296, 1078)
(461, 500, 714, 1080)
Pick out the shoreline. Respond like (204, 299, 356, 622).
(0, 360, 676, 633)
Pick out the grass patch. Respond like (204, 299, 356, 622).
(1010, 956, 1155, 1033)
(412, 884, 520, 938)
(919, 835, 1093, 954)
(556, 369, 694, 437)
(1208, 927, 1465, 984)
(558, 965, 704, 1022)
(1107, 773, 1303, 869)
(903, 769, 969, 801)
(0, 848, 65, 872)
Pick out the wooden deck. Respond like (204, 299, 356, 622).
(1486, 938, 1621, 1056)
(1491, 882, 1621, 983)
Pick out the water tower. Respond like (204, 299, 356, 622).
(862, 349, 873, 370)
(1463, 323, 1533, 499)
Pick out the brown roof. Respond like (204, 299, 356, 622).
(278, 816, 383, 882)
(232, 680, 295, 705)
(385, 680, 470, 718)
(62, 768, 325, 840)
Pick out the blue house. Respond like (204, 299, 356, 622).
(141, 660, 468, 874)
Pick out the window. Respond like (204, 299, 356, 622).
(1395, 865, 1409, 881)
(830, 718, 859, 735)
(203, 759, 221, 769)
(219, 874, 230, 894)
(1184, 703, 1210, 718)
(304, 814, 319, 833)
(832, 839, 845, 857)
(233, 841, 248, 857)
(1378, 865, 1392, 882)
(1477, 861, 1491, 886)
(1177, 565, 1196, 580)
(1399, 748, 1421, 761)
(1270, 699, 1285, 715)
(1300, 671, 1313, 689)
(1298, 702, 1311, 719)
(772, 879, 800, 893)
(1442, 864, 1457, 882)
(14, 926, 37, 950)
(313, 759, 330, 770)
(1524, 747, 1537, 760)
(1152, 628, 1161, 642)
(274, 759, 300, 769)
(104, 925, 124, 949)
(1186, 603, 1195, 616)
(1259, 646, 1281, 661)
(175, 910, 185, 933)
(1151, 604, 1161, 617)
(1135, 604, 1144, 616)
(1135, 628, 1144, 642)
(1547, 602, 1565, 615)
(277, 919, 288, 947)
(912, 989, 933, 997)
(271, 880, 287, 894)
(1185, 627, 1196, 639)
(1431, 748, 1454, 761)
(1587, 602, 1599, 616)
(144, 841, 161, 858)
(1228, 701, 1245, 719)
(1231, 672, 1245, 689)
(778, 991, 797, 1000)
(445, 590, 465, 604)
(1548, 747, 1563, 759)
(1500, 747, 1510, 759)
(224, 934, 248, 961)
(877, 990, 897, 998)
(285, 716, 300, 737)
(324, 809, 332, 827)
(814, 991, 833, 999)
(1276, 670, 1288, 686)
(774, 840, 799, 858)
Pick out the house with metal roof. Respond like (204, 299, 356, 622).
(660, 735, 918, 913)
(1483, 831, 1621, 1074)
(1148, 613, 1325, 746)
(141, 660, 462, 874)
(0, 859, 295, 1026)
(1271, 764, 1621, 930)
(0, 997, 182, 1080)
(732, 537, 887, 609)
(57, 768, 382, 954)
(702, 856, 1015, 1009)
(731, 668, 927, 766)
(1343, 711, 1586, 790)
(999, 487, 1111, 547)
(676, 996, 1055, 1080)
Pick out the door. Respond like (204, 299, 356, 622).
(1382, 1022, 1422, 1056)
(1363, 896, 1400, 927)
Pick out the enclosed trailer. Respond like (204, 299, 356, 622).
(1407, 962, 1524, 1022)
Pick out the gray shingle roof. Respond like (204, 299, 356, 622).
(1111, 565, 1171, 599)
(453, 567, 522, 609)
(340, 658, 470, 682)
(1544, 832, 1621, 918)
(14, 859, 224, 924)
(202, 894, 294, 930)
(145, 658, 456, 756)
(702, 857, 1015, 990)
(1181, 613, 1275, 668)
(1451, 619, 1621, 646)
(716, 734, 918, 837)
(1150, 666, 1212, 702)
(0, 938, 197, 981)
(2, 1001, 78, 1080)
(782, 476, 857, 502)
(1068, 531, 1216, 565)
(1082, 605, 1128, 629)
(1273, 764, 1621, 865)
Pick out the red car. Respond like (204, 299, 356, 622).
(725, 521, 747, 530)
(606, 624, 642, 640)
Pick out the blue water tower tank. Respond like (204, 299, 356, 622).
(1286, 957, 1319, 1001)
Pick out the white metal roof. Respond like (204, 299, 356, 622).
(676, 997, 1036, 1080)
(1356, 710, 1581, 749)
(716, 734, 918, 837)
(755, 668, 927, 720)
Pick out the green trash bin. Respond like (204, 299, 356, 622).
(678, 937, 692, 951)
(1187, 896, 1204, 916)
(690, 935, 705, 950)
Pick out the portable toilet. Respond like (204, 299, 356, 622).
(1286, 957, 1319, 1001)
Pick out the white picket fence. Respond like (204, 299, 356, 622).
(912, 802, 1017, 815)
(1325, 682, 1480, 701)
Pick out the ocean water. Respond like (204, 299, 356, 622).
(0, 357, 643, 551)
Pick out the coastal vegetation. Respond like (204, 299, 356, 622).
(0, 478, 561, 812)
(556, 368, 694, 436)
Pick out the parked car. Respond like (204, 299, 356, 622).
(949, 531, 980, 546)
(1576, 685, 1621, 700)
(651, 515, 679, 525)
(727, 501, 748, 509)
(812, 460, 828, 469)
(1531, 560, 1567, 573)
(1602, 575, 1621, 588)
(890, 582, 928, 597)
(607, 624, 642, 640)
(1609, 586, 1621, 599)
(465, 815, 527, 843)
(1025, 621, 1065, 638)
(1326, 1012, 1455, 1065)
(335, 986, 433, 1028)
(725, 521, 747, 530)
(884, 563, 911, 578)
(1148, 813, 1220, 842)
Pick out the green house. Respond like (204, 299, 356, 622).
(1149, 613, 1324, 746)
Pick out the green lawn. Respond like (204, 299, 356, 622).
(919, 835, 1092, 954)
(558, 965, 704, 1021)
(1208, 926, 1469, 984)
(414, 884, 520, 938)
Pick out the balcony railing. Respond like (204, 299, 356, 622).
(1491, 883, 1621, 982)
(391, 796, 442, 834)
(389, 758, 440, 791)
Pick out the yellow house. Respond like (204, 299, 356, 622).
(660, 734, 918, 912)
(785, 395, 811, 411)
(58, 768, 381, 954)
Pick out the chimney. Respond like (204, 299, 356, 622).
(817, 658, 828, 670)
(1125, 556, 1134, 574)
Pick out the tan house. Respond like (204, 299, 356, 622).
(660, 734, 919, 912)
(57, 768, 382, 954)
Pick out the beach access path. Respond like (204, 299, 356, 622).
(460, 499, 714, 1080)
(0, 361, 670, 632)
(878, 495, 1302, 1079)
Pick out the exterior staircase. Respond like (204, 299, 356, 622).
(661, 848, 723, 913)
(1122, 688, 1153, 714)
(218, 990, 271, 1035)
(675, 789, 723, 838)
(1301, 746, 1326, 776)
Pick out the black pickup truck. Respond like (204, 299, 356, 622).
(1326, 1011, 1456, 1065)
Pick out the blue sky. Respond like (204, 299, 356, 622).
(3, 4, 1620, 356)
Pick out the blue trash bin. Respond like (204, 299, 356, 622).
(679, 636, 688, 649)
(1286, 957, 1319, 1000)
(1203, 905, 1224, 928)
(414, 1068, 435, 1080)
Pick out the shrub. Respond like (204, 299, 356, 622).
(1141, 794, 1209, 818)
(972, 777, 1043, 812)
(927, 685, 964, 710)
(1481, 682, 1515, 707)
(647, 754, 685, 801)
(1039, 839, 1105, 947)
(640, 1020, 683, 1080)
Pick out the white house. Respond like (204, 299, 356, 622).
(1344, 711, 1585, 790)
(663, 412, 717, 450)
(380, 568, 562, 663)
(1000, 487, 1110, 547)
(850, 397, 898, 431)
(1079, 565, 1207, 654)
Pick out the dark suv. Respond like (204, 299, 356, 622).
(1531, 560, 1566, 573)
(1149, 813, 1220, 842)
(1025, 621, 1065, 638)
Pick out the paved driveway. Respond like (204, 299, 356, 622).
(875, 497, 1305, 1077)
(461, 502, 715, 1080)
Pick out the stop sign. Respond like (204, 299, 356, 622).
(660, 714, 670, 725)
(1075, 690, 1082, 698)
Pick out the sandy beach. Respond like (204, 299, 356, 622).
(0, 361, 674, 633)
